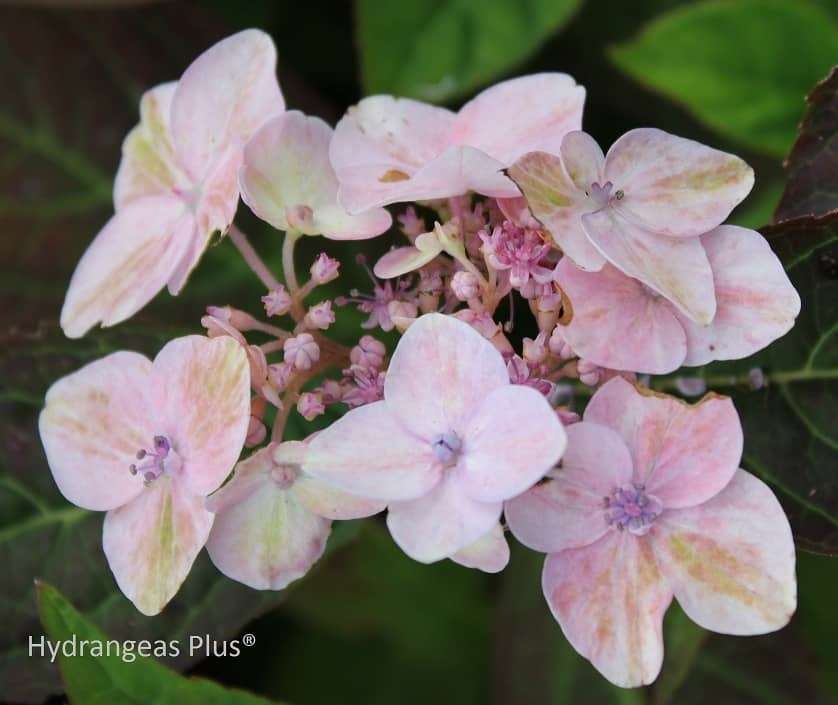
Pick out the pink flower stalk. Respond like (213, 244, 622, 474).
(239, 111, 391, 238)
(206, 441, 385, 590)
(39, 336, 251, 614)
(509, 129, 755, 324)
(262, 286, 292, 317)
(479, 221, 555, 290)
(284, 333, 320, 370)
(554, 226, 800, 374)
(61, 30, 284, 338)
(310, 253, 341, 284)
(302, 314, 566, 565)
(330, 74, 585, 212)
(505, 377, 796, 687)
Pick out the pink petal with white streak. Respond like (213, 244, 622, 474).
(604, 128, 753, 238)
(585, 378, 742, 509)
(292, 474, 386, 520)
(505, 421, 633, 553)
(651, 469, 796, 634)
(676, 225, 801, 366)
(542, 531, 672, 688)
(556, 259, 687, 374)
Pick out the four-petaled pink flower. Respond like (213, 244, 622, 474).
(39, 336, 251, 614)
(302, 313, 567, 566)
(329, 74, 585, 213)
(206, 439, 384, 590)
(505, 377, 796, 687)
(509, 129, 754, 324)
(554, 225, 800, 373)
(61, 30, 284, 337)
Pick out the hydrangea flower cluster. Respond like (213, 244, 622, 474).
(39, 30, 799, 688)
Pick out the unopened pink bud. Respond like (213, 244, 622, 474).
(305, 301, 336, 330)
(297, 392, 325, 421)
(549, 325, 574, 359)
(451, 271, 480, 301)
(310, 253, 341, 285)
(268, 362, 294, 391)
(523, 333, 548, 364)
(245, 416, 267, 448)
(262, 286, 292, 317)
(577, 359, 601, 387)
(350, 335, 386, 369)
(284, 333, 320, 370)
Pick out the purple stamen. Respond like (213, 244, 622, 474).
(431, 430, 462, 467)
(129, 434, 181, 486)
(603, 483, 663, 535)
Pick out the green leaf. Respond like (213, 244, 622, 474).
(776, 67, 838, 221)
(36, 581, 282, 705)
(356, 0, 582, 102)
(609, 0, 838, 157)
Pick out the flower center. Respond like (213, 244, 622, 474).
(129, 435, 182, 486)
(431, 430, 462, 467)
(588, 181, 624, 209)
(271, 464, 299, 490)
(603, 483, 662, 535)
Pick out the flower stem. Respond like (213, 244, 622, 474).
(282, 229, 305, 320)
(228, 225, 282, 291)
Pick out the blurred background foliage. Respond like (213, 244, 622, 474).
(0, 0, 836, 703)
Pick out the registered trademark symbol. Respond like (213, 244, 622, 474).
(242, 633, 256, 647)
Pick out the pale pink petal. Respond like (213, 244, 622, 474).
(168, 144, 241, 295)
(374, 231, 443, 279)
(505, 421, 633, 553)
(205, 445, 275, 514)
(496, 196, 540, 228)
(581, 208, 716, 324)
(292, 474, 386, 520)
(451, 74, 586, 164)
(676, 226, 801, 366)
(604, 128, 753, 238)
(152, 336, 251, 497)
(172, 29, 283, 180)
(114, 82, 189, 208)
(303, 401, 439, 501)
(330, 95, 456, 212)
(507, 151, 605, 271)
(459, 385, 566, 503)
(651, 469, 796, 634)
(103, 478, 214, 615)
(206, 474, 330, 591)
(585, 378, 742, 509)
(560, 131, 605, 191)
(60, 196, 193, 338)
(450, 523, 509, 573)
(39, 352, 153, 511)
(239, 111, 391, 239)
(542, 531, 672, 688)
(384, 313, 509, 439)
(556, 259, 687, 374)
(386, 471, 501, 563)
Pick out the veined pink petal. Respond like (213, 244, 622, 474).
(172, 29, 284, 180)
(303, 401, 439, 501)
(330, 95, 456, 212)
(651, 469, 796, 634)
(103, 477, 214, 615)
(206, 473, 330, 591)
(386, 470, 501, 563)
(459, 385, 566, 503)
(450, 523, 509, 573)
(556, 259, 687, 374)
(205, 445, 275, 514)
(560, 131, 605, 191)
(384, 313, 509, 439)
(239, 111, 391, 239)
(585, 378, 742, 509)
(581, 208, 716, 325)
(292, 474, 386, 520)
(152, 336, 251, 497)
(450, 73, 585, 164)
(505, 421, 633, 553)
(373, 231, 443, 279)
(114, 82, 189, 208)
(60, 196, 193, 338)
(39, 352, 153, 511)
(542, 531, 672, 688)
(604, 128, 753, 238)
(507, 151, 606, 271)
(676, 225, 801, 366)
